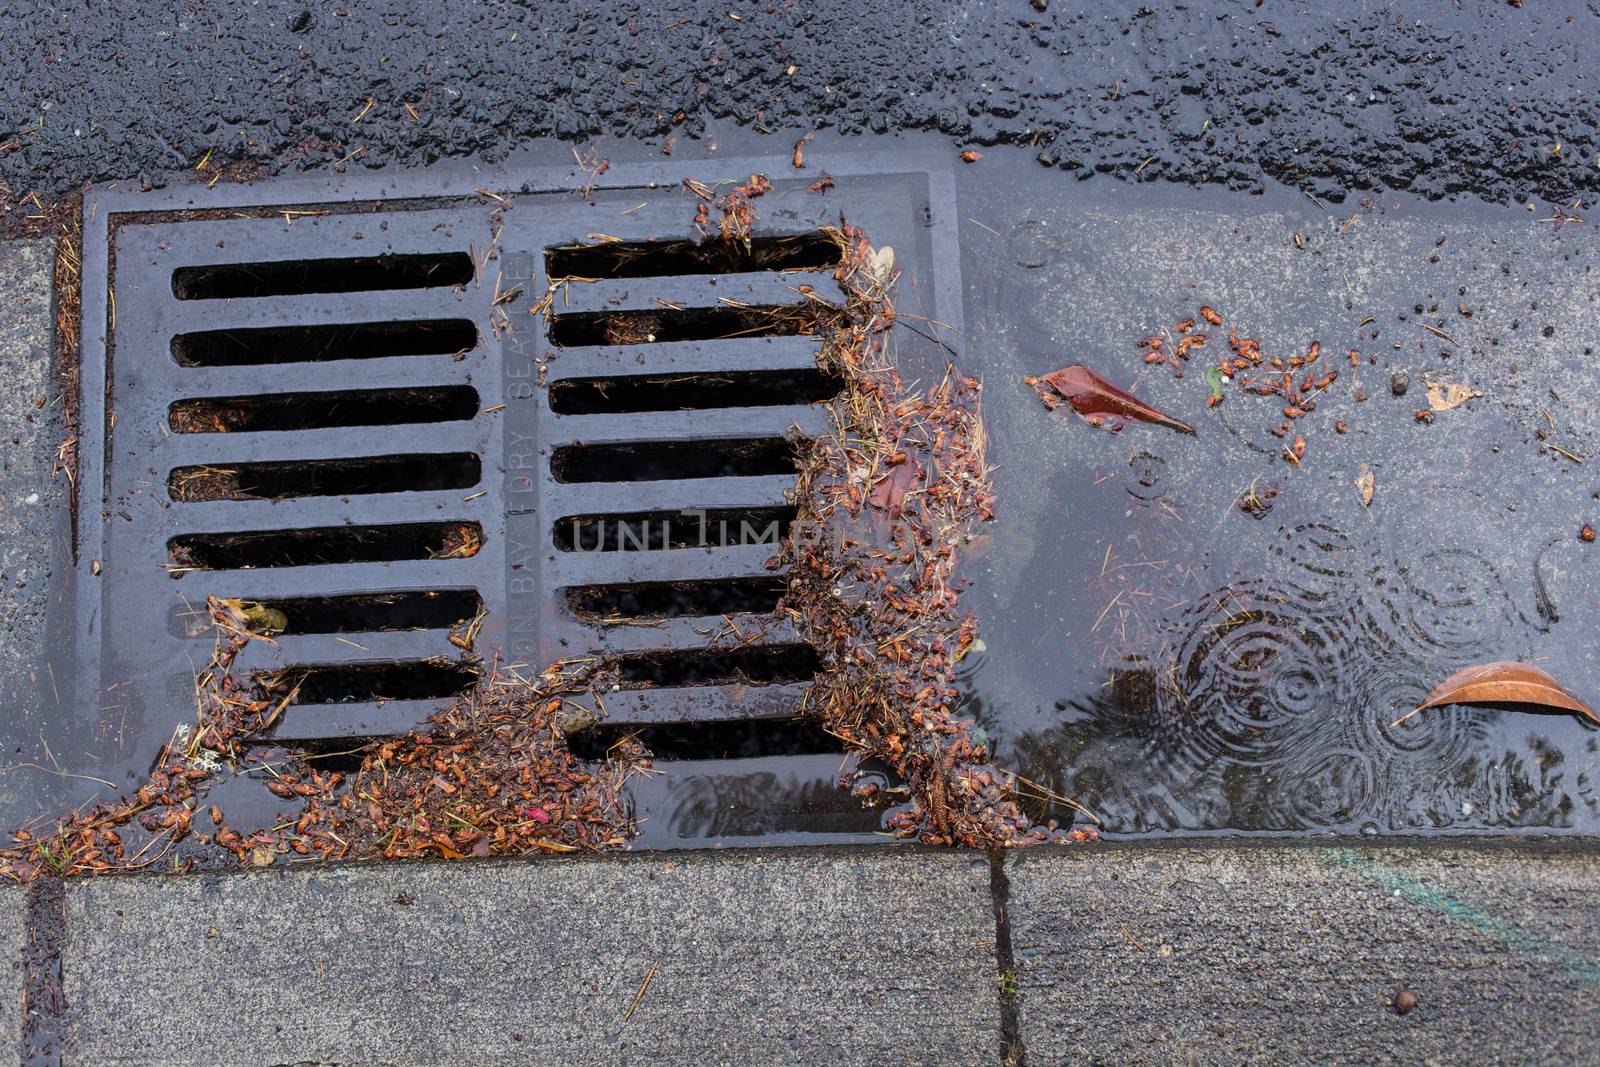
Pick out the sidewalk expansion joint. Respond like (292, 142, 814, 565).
(989, 849, 1025, 1067)
(21, 876, 66, 1067)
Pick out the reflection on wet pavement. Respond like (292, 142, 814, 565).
(956, 156, 1600, 836)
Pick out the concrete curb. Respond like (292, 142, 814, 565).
(0, 841, 1589, 1065)
(1008, 842, 1600, 1065)
(59, 847, 997, 1067)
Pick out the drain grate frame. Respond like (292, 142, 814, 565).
(66, 152, 963, 847)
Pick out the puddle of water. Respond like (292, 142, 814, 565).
(953, 151, 1600, 836)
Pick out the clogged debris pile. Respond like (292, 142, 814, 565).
(776, 218, 1094, 846)
(1, 598, 639, 881)
(685, 172, 771, 242)
(335, 662, 636, 859)
(2, 616, 268, 880)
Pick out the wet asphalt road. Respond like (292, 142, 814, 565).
(3, 0, 1600, 219)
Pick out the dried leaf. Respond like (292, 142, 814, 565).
(868, 245, 895, 283)
(213, 598, 286, 636)
(1425, 378, 1482, 412)
(1355, 465, 1375, 507)
(1402, 661, 1597, 726)
(1024, 364, 1196, 435)
(959, 149, 984, 163)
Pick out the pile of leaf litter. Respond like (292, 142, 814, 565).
(735, 210, 1093, 845)
(0, 598, 638, 881)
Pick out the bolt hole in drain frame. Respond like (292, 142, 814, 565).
(63, 151, 961, 849)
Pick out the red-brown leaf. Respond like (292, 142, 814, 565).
(1024, 364, 1195, 435)
(1415, 661, 1597, 724)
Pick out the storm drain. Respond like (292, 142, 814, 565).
(73, 160, 960, 845)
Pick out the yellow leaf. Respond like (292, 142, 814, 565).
(1355, 466, 1375, 507)
(1425, 379, 1482, 412)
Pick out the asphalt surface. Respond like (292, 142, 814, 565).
(3, 0, 1600, 224)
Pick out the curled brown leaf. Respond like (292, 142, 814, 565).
(1394, 660, 1598, 728)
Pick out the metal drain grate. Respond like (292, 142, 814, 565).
(71, 157, 961, 845)
(95, 207, 502, 746)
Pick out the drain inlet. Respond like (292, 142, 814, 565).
(563, 577, 787, 620)
(546, 232, 840, 279)
(614, 644, 820, 688)
(567, 718, 842, 761)
(168, 385, 480, 433)
(548, 369, 839, 415)
(172, 252, 474, 300)
(172, 590, 483, 636)
(550, 438, 802, 483)
(547, 305, 816, 348)
(171, 319, 478, 367)
(167, 452, 481, 502)
(263, 660, 479, 705)
(168, 520, 482, 571)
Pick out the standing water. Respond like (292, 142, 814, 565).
(949, 152, 1600, 836)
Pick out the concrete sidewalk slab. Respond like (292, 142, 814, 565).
(1008, 844, 1600, 1064)
(62, 847, 997, 1066)
(0, 886, 23, 1058)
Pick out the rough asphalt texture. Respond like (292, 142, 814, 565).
(64, 849, 998, 1066)
(0, 239, 70, 828)
(3, 0, 1599, 219)
(1009, 844, 1600, 1065)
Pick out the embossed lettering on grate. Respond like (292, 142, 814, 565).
(99, 207, 502, 745)
(539, 230, 840, 775)
(496, 177, 951, 844)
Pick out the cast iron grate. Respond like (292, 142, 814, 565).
(73, 159, 960, 846)
(98, 207, 500, 743)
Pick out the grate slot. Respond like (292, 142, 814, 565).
(555, 615, 804, 654)
(546, 336, 825, 380)
(564, 577, 787, 620)
(263, 660, 478, 705)
(168, 386, 479, 433)
(172, 252, 474, 300)
(548, 369, 839, 415)
(550, 438, 801, 483)
(553, 507, 792, 553)
(168, 521, 482, 571)
(271, 700, 453, 743)
(614, 644, 819, 689)
(546, 233, 840, 280)
(568, 719, 842, 761)
(547, 305, 816, 348)
(171, 319, 478, 367)
(175, 590, 482, 636)
(168, 453, 481, 502)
